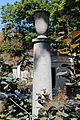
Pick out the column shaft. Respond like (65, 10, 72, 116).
(32, 36, 52, 116)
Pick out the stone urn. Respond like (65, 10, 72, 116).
(34, 10, 50, 35)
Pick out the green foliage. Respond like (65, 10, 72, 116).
(37, 89, 80, 120)
(55, 16, 80, 98)
(0, 54, 32, 119)
(1, 25, 23, 54)
(20, 52, 33, 70)
(1, 0, 80, 54)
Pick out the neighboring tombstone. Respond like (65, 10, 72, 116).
(51, 52, 70, 89)
(12, 66, 18, 78)
(12, 64, 21, 79)
(17, 64, 21, 78)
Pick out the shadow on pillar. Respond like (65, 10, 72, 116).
(33, 40, 50, 70)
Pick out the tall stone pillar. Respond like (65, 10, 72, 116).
(32, 35, 52, 116)
(32, 10, 52, 117)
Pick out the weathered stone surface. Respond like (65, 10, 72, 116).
(34, 11, 50, 35)
(32, 35, 52, 116)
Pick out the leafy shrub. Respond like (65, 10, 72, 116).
(55, 16, 80, 98)
(0, 54, 32, 120)
(37, 89, 80, 120)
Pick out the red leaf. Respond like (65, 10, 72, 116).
(72, 30, 80, 38)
